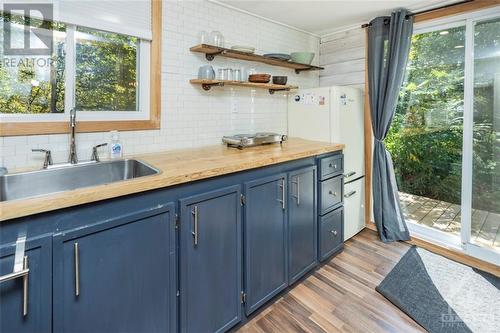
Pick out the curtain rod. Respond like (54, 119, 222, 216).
(360, 0, 474, 28)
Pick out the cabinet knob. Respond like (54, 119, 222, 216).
(331, 230, 338, 236)
(329, 190, 338, 197)
(329, 163, 337, 169)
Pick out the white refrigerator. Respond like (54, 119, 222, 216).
(288, 86, 365, 240)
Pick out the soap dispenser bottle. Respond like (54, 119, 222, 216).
(109, 130, 123, 159)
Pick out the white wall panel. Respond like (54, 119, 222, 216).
(319, 27, 366, 88)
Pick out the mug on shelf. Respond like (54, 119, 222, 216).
(198, 65, 215, 80)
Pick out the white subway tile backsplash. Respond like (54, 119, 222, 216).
(1, 0, 319, 170)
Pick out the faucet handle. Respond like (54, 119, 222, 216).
(91, 143, 108, 162)
(32, 149, 53, 169)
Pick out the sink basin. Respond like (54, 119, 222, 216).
(0, 159, 160, 202)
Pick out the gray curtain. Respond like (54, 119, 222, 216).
(368, 9, 413, 242)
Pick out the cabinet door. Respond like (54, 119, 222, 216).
(288, 166, 317, 284)
(179, 185, 242, 333)
(0, 235, 52, 333)
(53, 204, 176, 333)
(244, 174, 287, 315)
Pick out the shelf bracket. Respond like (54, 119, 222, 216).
(205, 50, 225, 61)
(269, 88, 290, 95)
(202, 82, 224, 91)
(295, 68, 314, 74)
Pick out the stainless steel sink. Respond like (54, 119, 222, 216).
(0, 159, 160, 202)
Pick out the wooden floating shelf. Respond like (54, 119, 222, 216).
(190, 44, 324, 74)
(190, 79, 298, 94)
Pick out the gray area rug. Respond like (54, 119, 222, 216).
(376, 246, 499, 333)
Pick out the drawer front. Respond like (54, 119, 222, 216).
(320, 176, 343, 215)
(319, 208, 344, 261)
(319, 155, 343, 180)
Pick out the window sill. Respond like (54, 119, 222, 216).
(0, 118, 160, 136)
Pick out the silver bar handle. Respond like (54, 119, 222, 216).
(278, 178, 285, 210)
(344, 171, 356, 179)
(291, 176, 300, 205)
(192, 206, 199, 246)
(0, 267, 29, 283)
(0, 256, 29, 317)
(22, 256, 28, 316)
(297, 176, 300, 206)
(344, 190, 357, 198)
(74, 243, 80, 297)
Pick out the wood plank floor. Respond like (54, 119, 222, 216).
(237, 229, 424, 333)
(399, 192, 500, 251)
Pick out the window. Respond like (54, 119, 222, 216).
(0, 0, 161, 136)
(0, 15, 66, 114)
(75, 27, 138, 112)
(0, 13, 148, 119)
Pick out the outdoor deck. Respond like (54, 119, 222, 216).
(399, 192, 500, 251)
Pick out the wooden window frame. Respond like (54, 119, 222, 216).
(0, 0, 162, 137)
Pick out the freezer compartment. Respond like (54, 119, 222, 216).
(343, 178, 365, 241)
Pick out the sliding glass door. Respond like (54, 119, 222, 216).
(463, 16, 500, 264)
(389, 8, 500, 264)
(388, 22, 466, 246)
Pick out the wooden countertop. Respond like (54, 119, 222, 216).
(0, 138, 344, 222)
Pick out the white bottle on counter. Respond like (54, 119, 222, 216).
(109, 130, 123, 159)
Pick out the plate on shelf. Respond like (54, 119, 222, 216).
(231, 45, 255, 53)
(263, 53, 291, 61)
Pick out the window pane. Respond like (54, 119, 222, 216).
(386, 26, 465, 236)
(471, 17, 500, 251)
(0, 14, 65, 114)
(75, 27, 138, 111)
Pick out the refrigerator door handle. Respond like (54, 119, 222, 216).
(344, 171, 356, 179)
(344, 190, 357, 198)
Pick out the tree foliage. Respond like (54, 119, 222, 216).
(386, 21, 500, 214)
(0, 15, 137, 114)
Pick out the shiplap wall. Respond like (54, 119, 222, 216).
(319, 28, 365, 90)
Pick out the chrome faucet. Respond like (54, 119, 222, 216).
(68, 108, 78, 164)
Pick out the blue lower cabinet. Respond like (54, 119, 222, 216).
(52, 204, 176, 333)
(244, 174, 287, 315)
(0, 235, 52, 333)
(179, 185, 242, 333)
(288, 166, 317, 284)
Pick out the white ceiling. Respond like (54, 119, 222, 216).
(215, 0, 460, 35)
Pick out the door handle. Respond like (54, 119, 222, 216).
(74, 243, 80, 297)
(0, 256, 29, 316)
(191, 206, 199, 246)
(278, 178, 285, 210)
(291, 176, 300, 205)
(344, 190, 357, 198)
